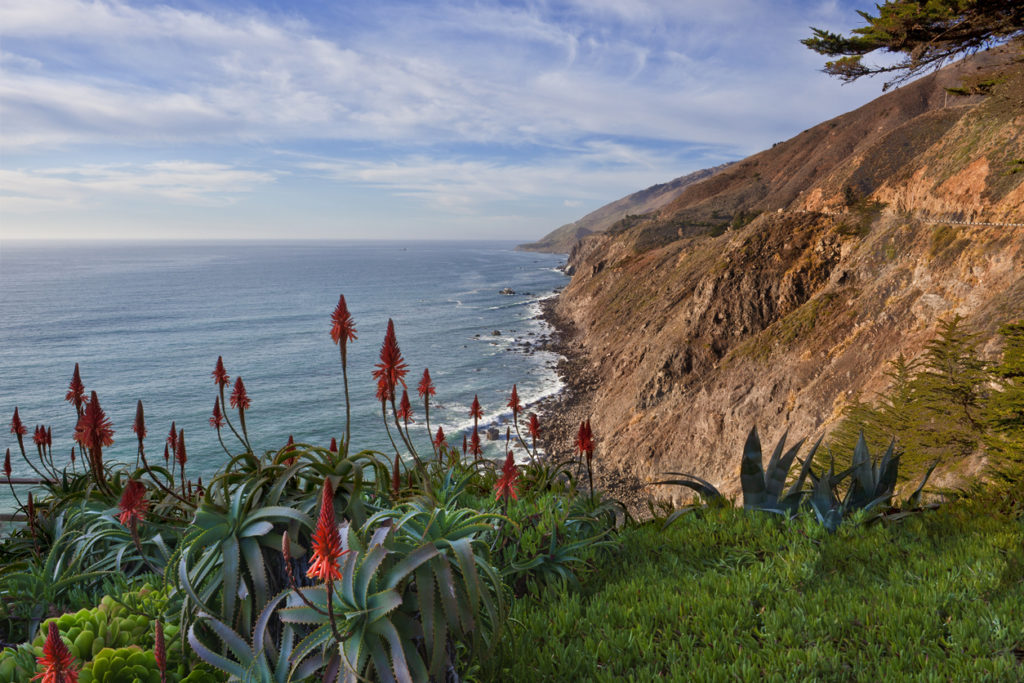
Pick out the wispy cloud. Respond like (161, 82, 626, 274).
(0, 0, 889, 238)
(1, 161, 275, 212)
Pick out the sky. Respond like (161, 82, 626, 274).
(0, 0, 894, 241)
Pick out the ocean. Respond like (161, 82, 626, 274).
(0, 240, 567, 510)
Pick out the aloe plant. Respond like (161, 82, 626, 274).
(188, 590, 324, 683)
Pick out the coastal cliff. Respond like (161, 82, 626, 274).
(538, 46, 1024, 502)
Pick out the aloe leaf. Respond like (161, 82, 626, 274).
(221, 535, 241, 624)
(415, 563, 446, 678)
(241, 537, 270, 621)
(366, 589, 403, 623)
(246, 506, 314, 530)
(200, 613, 253, 661)
(375, 618, 413, 683)
(740, 426, 768, 509)
(384, 544, 438, 591)
(355, 544, 390, 605)
(290, 622, 332, 663)
(187, 623, 249, 680)
(239, 520, 274, 538)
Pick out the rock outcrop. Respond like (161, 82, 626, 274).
(545, 46, 1024, 500)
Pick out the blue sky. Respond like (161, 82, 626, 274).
(1, 0, 890, 241)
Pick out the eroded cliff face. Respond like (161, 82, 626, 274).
(551, 49, 1024, 500)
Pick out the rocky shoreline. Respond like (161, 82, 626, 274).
(533, 295, 655, 520)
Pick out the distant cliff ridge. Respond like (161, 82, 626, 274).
(517, 165, 729, 254)
(545, 45, 1024, 500)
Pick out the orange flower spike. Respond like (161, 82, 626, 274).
(469, 426, 483, 457)
(32, 621, 79, 683)
(212, 356, 230, 388)
(417, 368, 435, 398)
(469, 395, 483, 421)
(230, 377, 251, 411)
(527, 413, 541, 440)
(118, 480, 148, 528)
(307, 478, 346, 583)
(4, 448, 11, 478)
(65, 363, 86, 413)
(432, 426, 447, 449)
(73, 392, 114, 452)
(507, 384, 522, 416)
(329, 437, 337, 452)
(330, 294, 358, 345)
(10, 407, 26, 437)
(372, 319, 408, 401)
(166, 422, 177, 453)
(397, 390, 414, 423)
(209, 397, 224, 430)
(132, 400, 146, 448)
(154, 621, 167, 683)
(176, 429, 187, 469)
(494, 450, 520, 502)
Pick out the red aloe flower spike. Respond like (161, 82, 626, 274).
(10, 407, 26, 437)
(575, 421, 593, 456)
(196, 476, 204, 497)
(163, 444, 169, 465)
(283, 435, 295, 465)
(166, 422, 177, 453)
(34, 425, 45, 447)
(210, 397, 224, 430)
(494, 450, 520, 502)
(329, 437, 337, 452)
(330, 294, 358, 345)
(432, 426, 446, 448)
(176, 429, 186, 468)
(4, 448, 10, 478)
(392, 453, 401, 498)
(32, 621, 79, 683)
(133, 401, 146, 445)
(154, 621, 167, 683)
(417, 368, 436, 398)
(507, 384, 521, 416)
(528, 413, 541, 440)
(46, 426, 53, 449)
(469, 395, 483, 422)
(73, 391, 114, 453)
(307, 478, 346, 583)
(462, 433, 468, 455)
(469, 426, 482, 457)
(230, 377, 251, 410)
(372, 319, 408, 402)
(65, 363, 86, 414)
(70, 447, 76, 466)
(397, 390, 414, 423)
(212, 356, 230, 388)
(585, 419, 594, 462)
(118, 480, 148, 528)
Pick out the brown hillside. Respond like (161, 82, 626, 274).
(547, 46, 1024, 504)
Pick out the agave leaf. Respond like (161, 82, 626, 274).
(850, 431, 875, 496)
(762, 429, 791, 499)
(877, 442, 900, 498)
(661, 506, 698, 529)
(907, 460, 939, 508)
(768, 437, 806, 501)
(652, 473, 723, 501)
(740, 426, 768, 509)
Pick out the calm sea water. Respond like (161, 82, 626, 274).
(0, 240, 566, 510)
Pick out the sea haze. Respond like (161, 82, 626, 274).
(0, 240, 567, 507)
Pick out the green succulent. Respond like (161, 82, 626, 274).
(0, 643, 38, 683)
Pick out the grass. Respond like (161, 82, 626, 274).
(483, 504, 1024, 682)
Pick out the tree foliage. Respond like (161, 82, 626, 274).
(803, 0, 1024, 89)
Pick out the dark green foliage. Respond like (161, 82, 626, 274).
(484, 504, 1024, 681)
(985, 320, 1024, 510)
(803, 0, 1024, 89)
(831, 316, 993, 476)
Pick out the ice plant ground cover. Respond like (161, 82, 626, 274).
(0, 298, 1021, 681)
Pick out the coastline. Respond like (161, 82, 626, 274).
(534, 294, 653, 519)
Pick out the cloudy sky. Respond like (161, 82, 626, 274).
(1, 0, 890, 241)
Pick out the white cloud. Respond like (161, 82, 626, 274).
(1, 161, 275, 212)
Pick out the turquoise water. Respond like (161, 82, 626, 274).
(0, 240, 566, 508)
